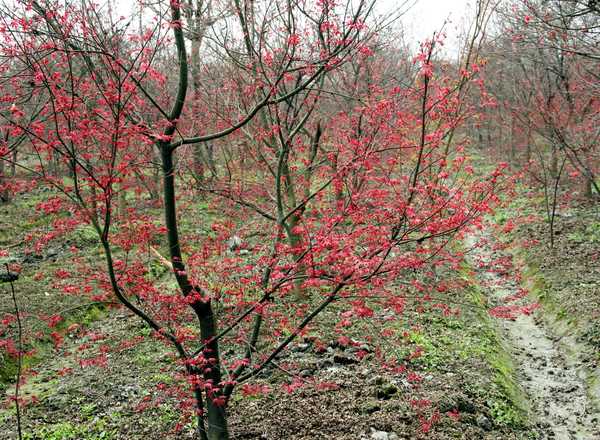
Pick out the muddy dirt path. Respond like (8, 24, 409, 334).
(468, 231, 600, 440)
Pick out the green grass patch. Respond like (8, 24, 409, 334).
(23, 418, 117, 440)
(459, 266, 530, 430)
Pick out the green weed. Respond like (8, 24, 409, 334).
(23, 419, 116, 440)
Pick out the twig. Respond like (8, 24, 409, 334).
(5, 263, 23, 440)
(149, 246, 173, 270)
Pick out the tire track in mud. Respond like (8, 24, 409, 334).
(467, 231, 600, 440)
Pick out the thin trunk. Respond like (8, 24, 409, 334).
(189, 9, 209, 186)
(281, 160, 307, 298)
(510, 114, 516, 164)
(160, 145, 229, 440)
(194, 143, 205, 183)
(89, 183, 98, 224)
(550, 142, 559, 179)
(549, 157, 567, 249)
(161, 4, 228, 434)
(51, 150, 60, 177)
(5, 264, 23, 440)
(206, 143, 217, 179)
(118, 184, 127, 221)
(525, 126, 532, 164)
(0, 157, 8, 203)
(331, 153, 344, 202)
(582, 176, 593, 199)
(10, 149, 16, 177)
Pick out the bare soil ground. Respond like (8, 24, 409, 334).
(3, 190, 598, 439)
(0, 283, 533, 439)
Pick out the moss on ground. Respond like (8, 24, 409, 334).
(459, 266, 530, 431)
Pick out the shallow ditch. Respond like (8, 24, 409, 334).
(467, 231, 600, 440)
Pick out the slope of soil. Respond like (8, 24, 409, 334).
(468, 227, 600, 440)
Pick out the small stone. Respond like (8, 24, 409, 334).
(325, 365, 342, 374)
(316, 358, 334, 369)
(439, 395, 476, 414)
(293, 343, 310, 352)
(367, 375, 385, 386)
(358, 368, 371, 378)
(456, 397, 476, 414)
(350, 343, 372, 354)
(300, 369, 314, 378)
(362, 402, 381, 414)
(369, 428, 397, 440)
(226, 235, 242, 251)
(375, 383, 399, 400)
(314, 345, 327, 355)
(333, 353, 359, 365)
(476, 414, 493, 431)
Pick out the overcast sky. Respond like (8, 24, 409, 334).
(113, 0, 475, 56)
(405, 0, 472, 41)
(378, 0, 475, 55)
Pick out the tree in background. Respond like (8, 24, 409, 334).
(0, 0, 503, 438)
(476, 0, 599, 246)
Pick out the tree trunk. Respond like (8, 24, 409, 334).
(525, 126, 532, 164)
(193, 143, 205, 183)
(550, 145, 558, 179)
(189, 16, 208, 186)
(89, 183, 98, 224)
(118, 187, 127, 221)
(582, 176, 593, 199)
(206, 143, 217, 179)
(160, 145, 229, 440)
(287, 222, 307, 299)
(10, 149, 16, 177)
(196, 304, 229, 440)
(509, 114, 516, 164)
(0, 157, 9, 203)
